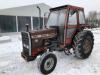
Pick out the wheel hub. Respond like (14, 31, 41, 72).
(44, 58, 54, 71)
(83, 38, 92, 54)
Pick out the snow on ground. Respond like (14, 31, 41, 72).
(0, 29, 100, 75)
(0, 36, 11, 43)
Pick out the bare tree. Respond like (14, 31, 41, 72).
(88, 11, 97, 20)
(87, 11, 99, 28)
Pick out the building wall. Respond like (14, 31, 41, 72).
(0, 15, 44, 32)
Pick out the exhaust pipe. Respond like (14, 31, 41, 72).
(25, 23, 29, 31)
(37, 6, 42, 29)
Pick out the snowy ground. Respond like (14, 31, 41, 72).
(0, 28, 100, 75)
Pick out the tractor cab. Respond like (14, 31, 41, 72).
(46, 5, 86, 45)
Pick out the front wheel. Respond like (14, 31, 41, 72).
(38, 52, 57, 74)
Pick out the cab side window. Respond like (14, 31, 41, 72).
(79, 11, 85, 24)
(68, 10, 77, 25)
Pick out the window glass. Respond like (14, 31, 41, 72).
(0, 15, 16, 32)
(18, 16, 31, 32)
(79, 11, 85, 24)
(47, 9, 66, 27)
(33, 17, 43, 30)
(47, 11, 58, 26)
(58, 10, 66, 26)
(68, 10, 77, 25)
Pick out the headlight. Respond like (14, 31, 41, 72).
(35, 39, 39, 43)
(23, 44, 29, 49)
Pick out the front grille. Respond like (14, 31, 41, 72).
(21, 32, 30, 56)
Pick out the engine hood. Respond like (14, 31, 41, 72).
(29, 28, 57, 39)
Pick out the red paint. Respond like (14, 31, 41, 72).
(68, 5, 84, 10)
(31, 47, 46, 57)
(65, 25, 90, 29)
(65, 38, 72, 44)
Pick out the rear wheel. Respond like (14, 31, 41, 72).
(38, 52, 57, 74)
(73, 30, 94, 59)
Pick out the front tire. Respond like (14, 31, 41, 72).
(38, 52, 57, 74)
(73, 30, 94, 59)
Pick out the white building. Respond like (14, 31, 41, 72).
(0, 3, 51, 32)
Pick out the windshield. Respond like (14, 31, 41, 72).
(47, 9, 67, 27)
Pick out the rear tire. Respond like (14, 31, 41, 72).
(73, 30, 94, 59)
(38, 52, 57, 74)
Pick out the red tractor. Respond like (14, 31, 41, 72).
(21, 5, 94, 74)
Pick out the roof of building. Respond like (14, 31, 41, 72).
(0, 3, 51, 17)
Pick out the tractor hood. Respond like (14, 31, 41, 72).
(30, 28, 57, 39)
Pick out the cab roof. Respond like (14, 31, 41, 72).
(50, 5, 84, 11)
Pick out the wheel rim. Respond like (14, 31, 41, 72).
(44, 57, 54, 71)
(83, 38, 92, 54)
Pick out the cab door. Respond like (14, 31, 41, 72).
(65, 9, 78, 45)
(58, 10, 67, 44)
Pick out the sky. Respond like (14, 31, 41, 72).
(0, 0, 100, 15)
